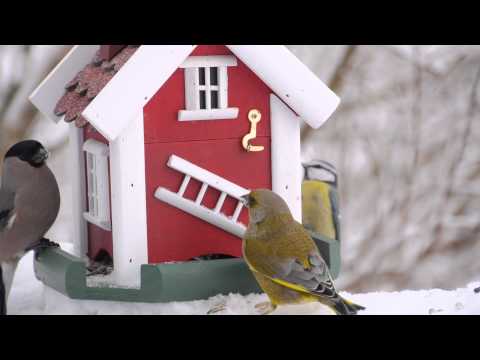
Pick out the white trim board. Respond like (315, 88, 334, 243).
(178, 108, 239, 121)
(108, 111, 149, 288)
(68, 123, 88, 259)
(270, 94, 302, 222)
(180, 55, 237, 68)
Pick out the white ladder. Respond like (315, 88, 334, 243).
(154, 155, 249, 238)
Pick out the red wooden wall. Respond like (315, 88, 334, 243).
(144, 45, 274, 263)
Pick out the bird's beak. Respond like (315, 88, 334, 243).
(240, 194, 251, 208)
(32, 148, 49, 164)
(42, 149, 50, 161)
(40, 149, 50, 161)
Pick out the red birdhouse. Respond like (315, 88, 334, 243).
(29, 45, 340, 292)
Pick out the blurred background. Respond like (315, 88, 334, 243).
(0, 45, 479, 293)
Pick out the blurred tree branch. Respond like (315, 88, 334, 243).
(0, 46, 69, 164)
(301, 45, 358, 144)
(299, 45, 480, 292)
(425, 64, 480, 254)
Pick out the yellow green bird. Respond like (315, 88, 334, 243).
(240, 189, 365, 315)
(302, 160, 340, 241)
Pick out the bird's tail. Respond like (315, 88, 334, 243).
(0, 264, 6, 315)
(330, 295, 365, 315)
(0, 259, 20, 315)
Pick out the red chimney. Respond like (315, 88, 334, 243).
(99, 45, 127, 61)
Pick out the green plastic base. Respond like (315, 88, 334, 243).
(34, 247, 261, 303)
(33, 232, 340, 303)
(310, 232, 341, 279)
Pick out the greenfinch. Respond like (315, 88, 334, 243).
(241, 189, 364, 315)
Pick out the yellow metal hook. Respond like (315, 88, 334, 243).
(242, 109, 265, 152)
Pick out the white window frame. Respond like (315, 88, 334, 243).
(178, 55, 239, 121)
(82, 139, 112, 231)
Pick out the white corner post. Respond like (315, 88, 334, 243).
(68, 122, 88, 259)
(270, 94, 302, 222)
(109, 111, 149, 288)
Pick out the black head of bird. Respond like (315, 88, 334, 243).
(5, 140, 49, 168)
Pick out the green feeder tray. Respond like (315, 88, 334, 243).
(310, 232, 341, 279)
(33, 231, 341, 303)
(34, 248, 260, 302)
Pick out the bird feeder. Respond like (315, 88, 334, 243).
(29, 45, 341, 303)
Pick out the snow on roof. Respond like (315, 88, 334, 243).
(30, 45, 340, 141)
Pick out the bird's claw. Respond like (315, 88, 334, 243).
(207, 302, 228, 315)
(27, 238, 60, 251)
(28, 238, 60, 260)
(39, 238, 60, 249)
(254, 301, 276, 315)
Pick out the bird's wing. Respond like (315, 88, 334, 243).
(272, 252, 337, 299)
(245, 222, 338, 300)
(0, 188, 15, 232)
(329, 187, 340, 241)
(0, 264, 5, 315)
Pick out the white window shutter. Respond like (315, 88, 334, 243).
(184, 67, 199, 110)
(86, 153, 96, 217)
(219, 67, 228, 109)
(97, 155, 111, 225)
(82, 139, 112, 231)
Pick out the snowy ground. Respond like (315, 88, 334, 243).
(7, 248, 480, 315)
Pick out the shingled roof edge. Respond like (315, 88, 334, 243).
(31, 45, 340, 142)
(53, 46, 140, 129)
(83, 45, 340, 141)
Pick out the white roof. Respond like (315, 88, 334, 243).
(30, 45, 340, 142)
(29, 45, 100, 124)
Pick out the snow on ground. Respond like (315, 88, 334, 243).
(7, 246, 480, 315)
